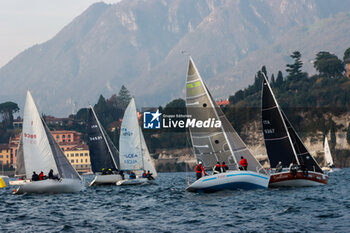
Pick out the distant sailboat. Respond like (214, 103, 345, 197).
(87, 106, 122, 186)
(12, 91, 83, 194)
(117, 98, 157, 185)
(185, 57, 269, 192)
(321, 137, 341, 172)
(261, 73, 328, 187)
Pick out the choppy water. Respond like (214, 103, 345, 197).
(1, 169, 350, 232)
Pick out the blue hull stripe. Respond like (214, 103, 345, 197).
(202, 177, 217, 182)
(225, 173, 269, 180)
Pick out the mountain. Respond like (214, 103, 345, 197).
(1, 0, 350, 116)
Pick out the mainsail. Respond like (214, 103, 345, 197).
(261, 74, 323, 173)
(186, 57, 266, 174)
(324, 136, 333, 166)
(87, 106, 119, 173)
(119, 98, 144, 171)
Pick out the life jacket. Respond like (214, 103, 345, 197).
(221, 164, 228, 169)
(195, 165, 202, 173)
(39, 173, 44, 180)
(239, 158, 248, 167)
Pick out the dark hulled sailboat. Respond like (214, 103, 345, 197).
(261, 73, 328, 187)
(87, 106, 122, 186)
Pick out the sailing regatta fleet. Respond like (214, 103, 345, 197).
(6, 57, 337, 194)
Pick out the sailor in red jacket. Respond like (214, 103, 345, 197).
(195, 161, 206, 180)
(239, 156, 248, 171)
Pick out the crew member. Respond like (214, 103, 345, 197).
(101, 168, 107, 175)
(48, 169, 59, 180)
(129, 171, 136, 179)
(213, 162, 221, 174)
(32, 171, 39, 181)
(275, 161, 283, 173)
(299, 162, 308, 176)
(39, 171, 45, 180)
(289, 160, 299, 177)
(146, 170, 154, 180)
(221, 162, 228, 172)
(239, 156, 248, 171)
(142, 170, 147, 178)
(195, 161, 206, 180)
(107, 168, 112, 175)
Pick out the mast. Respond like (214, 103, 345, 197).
(90, 105, 119, 170)
(261, 73, 300, 165)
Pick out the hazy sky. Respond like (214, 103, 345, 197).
(0, 0, 121, 68)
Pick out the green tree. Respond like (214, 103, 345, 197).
(0, 101, 19, 128)
(344, 47, 350, 61)
(270, 74, 275, 86)
(314, 51, 344, 78)
(286, 51, 303, 80)
(275, 71, 283, 87)
(262, 66, 267, 77)
(117, 85, 132, 110)
(347, 123, 350, 144)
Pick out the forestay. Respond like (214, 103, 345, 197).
(119, 98, 143, 171)
(22, 91, 58, 179)
(87, 107, 119, 173)
(186, 58, 266, 174)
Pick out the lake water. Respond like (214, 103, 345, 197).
(1, 169, 349, 232)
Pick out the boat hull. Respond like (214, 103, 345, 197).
(186, 171, 269, 193)
(13, 179, 84, 194)
(9, 179, 31, 186)
(269, 171, 328, 187)
(89, 174, 122, 186)
(116, 178, 150, 186)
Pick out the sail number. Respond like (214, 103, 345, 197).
(264, 129, 275, 134)
(123, 153, 138, 165)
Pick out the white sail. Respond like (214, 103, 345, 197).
(119, 98, 143, 171)
(22, 91, 58, 179)
(324, 137, 333, 166)
(140, 132, 157, 177)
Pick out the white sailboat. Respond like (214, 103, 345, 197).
(87, 106, 122, 186)
(11, 91, 83, 194)
(185, 57, 269, 192)
(117, 98, 157, 185)
(322, 137, 340, 172)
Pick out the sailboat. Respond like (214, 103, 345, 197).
(261, 73, 328, 187)
(116, 98, 158, 185)
(12, 91, 83, 194)
(88, 106, 122, 186)
(185, 57, 269, 193)
(321, 137, 341, 172)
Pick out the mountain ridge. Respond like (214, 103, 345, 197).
(1, 0, 350, 116)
